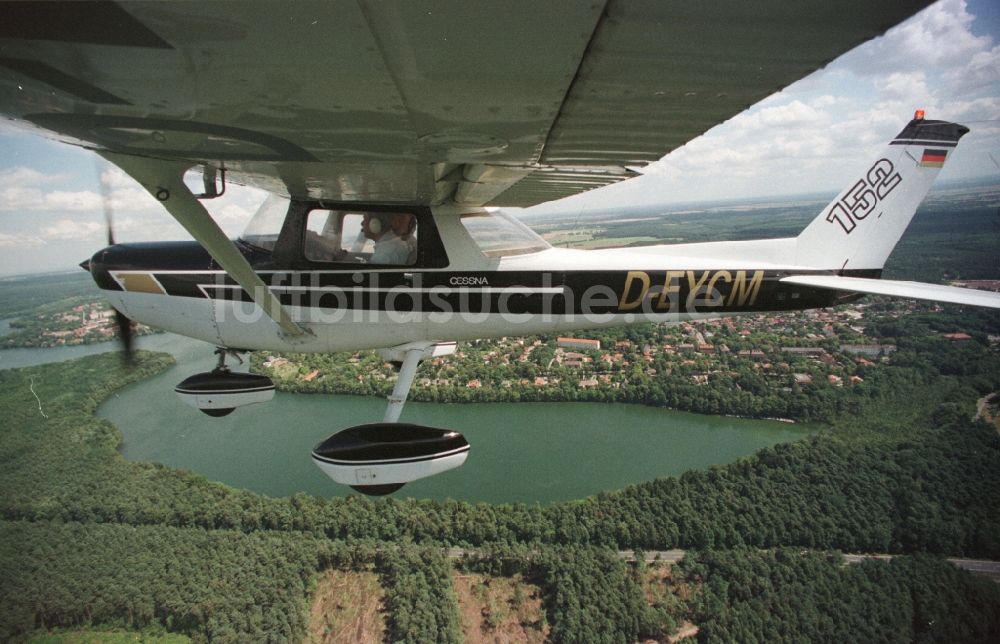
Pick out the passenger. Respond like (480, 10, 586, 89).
(390, 213, 418, 264)
(363, 213, 410, 265)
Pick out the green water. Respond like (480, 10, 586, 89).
(92, 335, 813, 504)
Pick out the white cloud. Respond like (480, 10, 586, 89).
(99, 167, 134, 190)
(44, 190, 106, 212)
(874, 71, 932, 103)
(846, 0, 989, 76)
(0, 160, 261, 248)
(0, 166, 61, 186)
(747, 100, 826, 128)
(0, 183, 105, 213)
(112, 214, 189, 241)
(212, 201, 260, 227)
(41, 218, 104, 241)
(613, 0, 1000, 205)
(0, 231, 45, 248)
(0, 166, 102, 212)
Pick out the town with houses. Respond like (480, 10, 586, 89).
(2, 298, 153, 349)
(5, 283, 996, 414)
(256, 295, 999, 418)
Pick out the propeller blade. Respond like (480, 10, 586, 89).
(94, 161, 130, 363)
(95, 161, 115, 246)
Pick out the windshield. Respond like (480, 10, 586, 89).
(460, 210, 550, 257)
(239, 194, 289, 251)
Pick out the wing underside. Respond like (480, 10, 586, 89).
(0, 0, 931, 206)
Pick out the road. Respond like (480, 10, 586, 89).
(840, 553, 1000, 576)
(445, 548, 1000, 577)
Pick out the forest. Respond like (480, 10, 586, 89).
(678, 549, 1000, 642)
(1, 318, 999, 641)
(0, 272, 99, 318)
(1, 186, 999, 641)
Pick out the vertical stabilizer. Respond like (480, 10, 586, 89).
(795, 115, 968, 271)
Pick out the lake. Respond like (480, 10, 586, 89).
(0, 331, 813, 504)
(99, 336, 812, 503)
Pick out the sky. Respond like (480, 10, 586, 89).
(0, 0, 998, 276)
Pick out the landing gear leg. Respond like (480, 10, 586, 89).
(379, 342, 455, 423)
(212, 347, 244, 373)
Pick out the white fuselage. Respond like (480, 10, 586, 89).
(100, 208, 833, 353)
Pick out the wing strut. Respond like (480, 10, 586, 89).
(100, 152, 308, 338)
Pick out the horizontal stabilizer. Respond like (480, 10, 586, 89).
(781, 275, 1000, 309)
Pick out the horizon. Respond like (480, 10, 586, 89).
(1, 175, 996, 279)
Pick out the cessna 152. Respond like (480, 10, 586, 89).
(2, 1, 998, 494)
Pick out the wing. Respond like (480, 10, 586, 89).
(0, 0, 930, 207)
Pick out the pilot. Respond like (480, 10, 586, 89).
(362, 213, 411, 265)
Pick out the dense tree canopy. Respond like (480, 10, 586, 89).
(0, 260, 997, 640)
(680, 549, 1000, 643)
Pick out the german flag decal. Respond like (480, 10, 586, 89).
(920, 149, 948, 167)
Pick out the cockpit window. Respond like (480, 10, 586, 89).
(460, 210, 550, 257)
(304, 209, 418, 266)
(239, 194, 289, 251)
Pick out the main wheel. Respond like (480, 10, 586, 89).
(200, 408, 234, 417)
(350, 483, 405, 496)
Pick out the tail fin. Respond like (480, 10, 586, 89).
(795, 114, 968, 271)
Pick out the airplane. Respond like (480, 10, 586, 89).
(2, 1, 997, 494)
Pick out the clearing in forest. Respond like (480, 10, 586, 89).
(452, 572, 549, 643)
(306, 570, 386, 644)
(975, 393, 1000, 433)
(641, 561, 699, 643)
